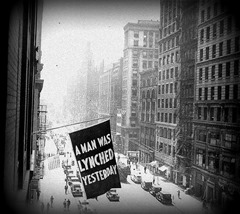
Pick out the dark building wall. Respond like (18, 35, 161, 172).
(3, 0, 43, 211)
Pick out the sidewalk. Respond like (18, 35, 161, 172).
(137, 163, 213, 214)
(30, 155, 82, 214)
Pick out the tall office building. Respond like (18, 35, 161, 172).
(156, 0, 181, 181)
(122, 20, 159, 155)
(192, 0, 240, 210)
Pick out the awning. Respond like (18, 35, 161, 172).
(158, 165, 168, 172)
(148, 160, 159, 167)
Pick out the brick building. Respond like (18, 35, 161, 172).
(3, 0, 44, 212)
(192, 0, 240, 210)
(139, 69, 158, 163)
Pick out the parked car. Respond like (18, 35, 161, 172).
(149, 184, 162, 197)
(156, 190, 172, 205)
(106, 189, 120, 201)
(131, 170, 142, 183)
(141, 180, 152, 191)
(68, 176, 80, 186)
(71, 181, 83, 197)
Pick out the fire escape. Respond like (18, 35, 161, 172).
(173, 6, 194, 186)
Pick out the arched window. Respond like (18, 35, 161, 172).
(147, 90, 150, 98)
(152, 89, 156, 99)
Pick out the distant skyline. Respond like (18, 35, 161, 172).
(40, 0, 160, 110)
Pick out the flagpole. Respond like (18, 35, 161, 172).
(32, 116, 111, 135)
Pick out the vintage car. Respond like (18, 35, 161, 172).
(156, 190, 172, 205)
(131, 170, 142, 183)
(149, 184, 162, 197)
(68, 176, 80, 186)
(70, 181, 83, 197)
(106, 189, 120, 201)
(141, 180, 152, 191)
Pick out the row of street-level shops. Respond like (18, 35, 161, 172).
(191, 167, 240, 210)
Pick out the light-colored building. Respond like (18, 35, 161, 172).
(122, 20, 159, 155)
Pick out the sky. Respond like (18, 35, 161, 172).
(40, 0, 160, 109)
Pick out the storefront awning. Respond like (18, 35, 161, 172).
(148, 160, 159, 167)
(158, 165, 168, 172)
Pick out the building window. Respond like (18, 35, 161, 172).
(134, 40, 139, 46)
(199, 88, 202, 100)
(170, 83, 173, 93)
(142, 61, 147, 69)
(199, 68, 203, 81)
(213, 23, 217, 38)
(216, 107, 221, 121)
(203, 107, 207, 120)
(220, 20, 224, 36)
(211, 87, 215, 100)
(212, 44, 216, 58)
(198, 130, 207, 142)
(226, 62, 230, 77)
(218, 64, 222, 78)
(233, 84, 238, 99)
(134, 31, 139, 38)
(200, 29, 204, 43)
(207, 6, 211, 19)
(204, 87, 208, 100)
(219, 42, 223, 56)
(225, 85, 229, 100)
(201, 10, 205, 23)
(169, 98, 172, 108)
(198, 107, 202, 119)
(206, 47, 209, 60)
(234, 60, 239, 75)
(205, 67, 209, 80)
(148, 61, 153, 68)
(232, 108, 237, 123)
(211, 65, 215, 79)
(206, 26, 210, 41)
(210, 107, 214, 121)
(218, 86, 222, 100)
(166, 69, 169, 79)
(165, 113, 168, 122)
(235, 36, 240, 52)
(227, 39, 231, 54)
(224, 107, 229, 122)
(200, 49, 203, 61)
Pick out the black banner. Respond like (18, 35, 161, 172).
(69, 120, 121, 199)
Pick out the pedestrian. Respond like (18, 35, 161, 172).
(37, 189, 41, 201)
(47, 202, 50, 213)
(177, 190, 181, 199)
(67, 199, 71, 210)
(41, 202, 44, 213)
(50, 195, 54, 207)
(172, 194, 174, 202)
(63, 199, 67, 211)
(65, 184, 68, 195)
(144, 166, 147, 173)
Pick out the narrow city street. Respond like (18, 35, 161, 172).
(30, 144, 210, 214)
